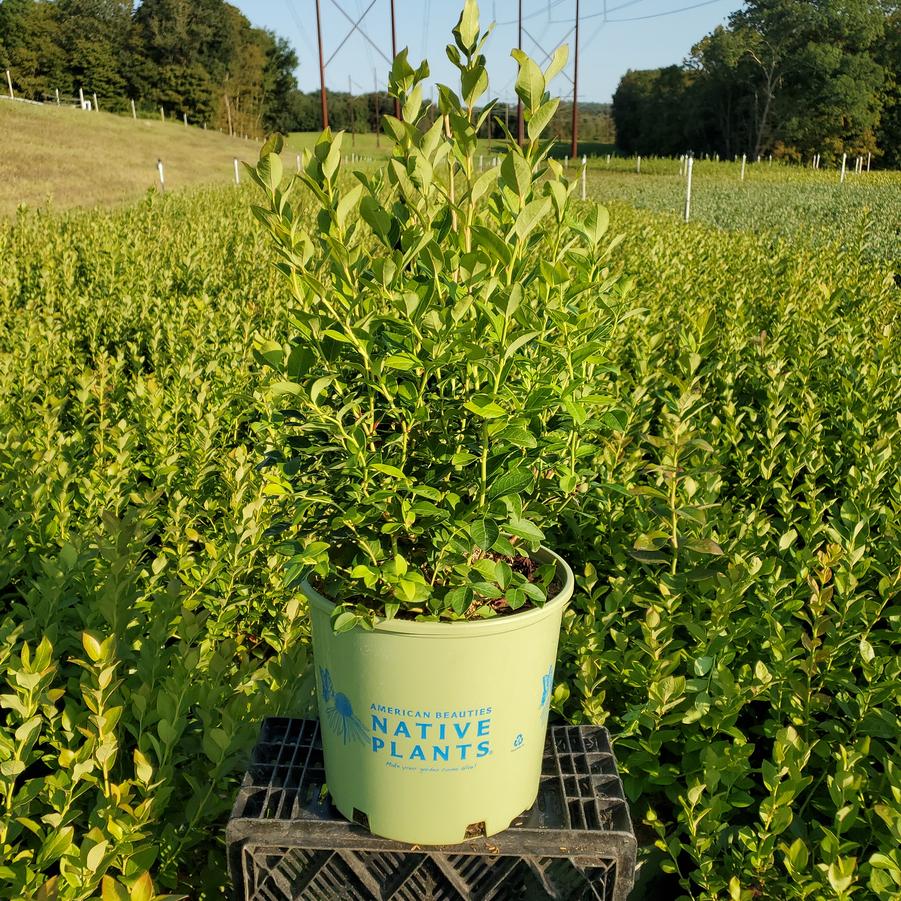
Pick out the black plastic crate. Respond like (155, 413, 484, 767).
(227, 718, 636, 901)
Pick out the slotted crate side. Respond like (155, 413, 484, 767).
(236, 847, 619, 901)
(228, 719, 636, 901)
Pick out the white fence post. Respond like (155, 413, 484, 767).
(684, 156, 693, 223)
(6, 69, 14, 100)
(79, 87, 85, 109)
(581, 155, 587, 201)
(131, 98, 136, 119)
(157, 159, 165, 192)
(233, 158, 240, 185)
(840, 152, 847, 184)
(55, 88, 60, 105)
(866, 152, 871, 172)
(160, 106, 164, 123)
(740, 153, 746, 181)
(183, 112, 188, 127)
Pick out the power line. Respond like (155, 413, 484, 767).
(606, 0, 732, 23)
(283, 0, 317, 55)
(496, 0, 568, 27)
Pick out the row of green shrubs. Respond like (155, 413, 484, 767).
(1, 171, 899, 898)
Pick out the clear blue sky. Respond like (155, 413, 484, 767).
(233, 0, 737, 104)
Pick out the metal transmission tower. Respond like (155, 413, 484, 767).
(517, 0, 524, 145)
(312, 0, 397, 130)
(571, 0, 580, 158)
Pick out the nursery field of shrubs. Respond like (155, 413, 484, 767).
(1, 167, 899, 899)
(580, 159, 901, 264)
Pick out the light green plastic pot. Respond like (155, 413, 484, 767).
(304, 547, 574, 845)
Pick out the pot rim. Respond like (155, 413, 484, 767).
(301, 545, 574, 638)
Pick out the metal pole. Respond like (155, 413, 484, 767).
(374, 68, 381, 147)
(315, 0, 329, 129)
(570, 0, 580, 159)
(390, 0, 400, 119)
(517, 0, 524, 146)
(349, 75, 355, 147)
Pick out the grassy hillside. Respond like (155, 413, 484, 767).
(0, 100, 261, 214)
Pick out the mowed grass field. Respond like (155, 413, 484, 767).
(0, 100, 260, 214)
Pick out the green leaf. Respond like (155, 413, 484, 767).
(38, 826, 74, 865)
(455, 0, 480, 52)
(692, 656, 714, 677)
(505, 516, 544, 542)
(682, 538, 724, 556)
(333, 612, 359, 633)
(501, 152, 532, 199)
(582, 204, 610, 247)
(254, 339, 283, 369)
(497, 425, 537, 448)
(487, 467, 534, 501)
(86, 839, 108, 873)
(465, 395, 506, 419)
(544, 44, 569, 83)
(514, 197, 551, 241)
(372, 463, 407, 479)
(510, 48, 545, 112)
(471, 519, 499, 550)
(134, 748, 154, 784)
(471, 166, 499, 204)
(321, 137, 342, 180)
(384, 353, 421, 371)
(270, 380, 302, 396)
(101, 877, 130, 901)
(527, 99, 559, 141)
(258, 152, 283, 194)
(506, 588, 527, 609)
(82, 631, 103, 663)
(259, 133, 284, 159)
(445, 587, 472, 615)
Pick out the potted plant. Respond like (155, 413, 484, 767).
(248, 0, 621, 845)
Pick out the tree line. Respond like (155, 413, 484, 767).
(612, 0, 900, 167)
(287, 95, 615, 146)
(0, 0, 300, 136)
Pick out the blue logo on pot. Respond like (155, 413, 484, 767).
(513, 733, 524, 749)
(540, 664, 554, 710)
(320, 667, 367, 745)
